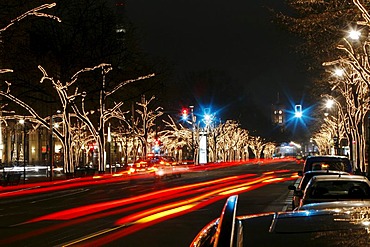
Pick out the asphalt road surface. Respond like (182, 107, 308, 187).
(0, 159, 302, 247)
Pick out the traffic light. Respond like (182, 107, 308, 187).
(154, 139, 160, 147)
(153, 138, 161, 153)
(294, 105, 302, 118)
(181, 108, 189, 120)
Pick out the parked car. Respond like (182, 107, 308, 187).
(299, 174, 370, 207)
(299, 155, 352, 176)
(288, 170, 349, 209)
(297, 200, 370, 211)
(190, 195, 370, 247)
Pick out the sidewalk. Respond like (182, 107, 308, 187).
(283, 177, 301, 211)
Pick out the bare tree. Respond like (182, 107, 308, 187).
(249, 136, 265, 160)
(130, 95, 163, 158)
(160, 115, 191, 161)
(39, 64, 154, 173)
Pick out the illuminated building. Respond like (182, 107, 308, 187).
(271, 92, 285, 133)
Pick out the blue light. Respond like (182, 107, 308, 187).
(294, 105, 302, 118)
(284, 98, 315, 134)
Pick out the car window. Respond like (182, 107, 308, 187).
(300, 172, 335, 190)
(300, 174, 315, 190)
(311, 161, 349, 172)
(307, 181, 370, 199)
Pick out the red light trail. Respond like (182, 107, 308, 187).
(0, 167, 296, 246)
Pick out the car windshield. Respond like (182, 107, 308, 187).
(311, 161, 349, 172)
(300, 172, 345, 190)
(308, 181, 370, 199)
(300, 173, 322, 190)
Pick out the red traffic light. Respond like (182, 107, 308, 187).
(182, 108, 189, 119)
(154, 139, 161, 146)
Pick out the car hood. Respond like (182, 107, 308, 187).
(192, 207, 370, 247)
(241, 209, 370, 247)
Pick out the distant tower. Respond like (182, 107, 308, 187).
(114, 0, 126, 40)
(271, 92, 285, 132)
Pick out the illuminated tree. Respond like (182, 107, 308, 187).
(249, 136, 265, 160)
(70, 120, 94, 168)
(322, 95, 347, 151)
(160, 115, 191, 161)
(2, 61, 154, 174)
(239, 129, 251, 161)
(214, 121, 250, 162)
(318, 1, 370, 172)
(39, 64, 154, 173)
(280, 0, 370, 172)
(216, 120, 238, 162)
(129, 95, 163, 158)
(278, 0, 366, 66)
(312, 130, 332, 155)
(263, 142, 276, 159)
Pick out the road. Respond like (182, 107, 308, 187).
(0, 159, 302, 247)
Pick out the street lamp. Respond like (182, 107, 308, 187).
(325, 99, 335, 109)
(348, 30, 361, 40)
(325, 98, 340, 155)
(294, 105, 302, 118)
(334, 68, 344, 77)
(19, 119, 26, 184)
(107, 123, 112, 174)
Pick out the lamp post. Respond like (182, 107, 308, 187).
(348, 30, 361, 40)
(200, 111, 214, 164)
(19, 119, 27, 184)
(107, 123, 112, 174)
(0, 118, 3, 165)
(189, 106, 195, 161)
(325, 99, 340, 155)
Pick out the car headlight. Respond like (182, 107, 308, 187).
(128, 167, 136, 174)
(156, 169, 164, 176)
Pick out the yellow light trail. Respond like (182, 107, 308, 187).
(115, 176, 275, 225)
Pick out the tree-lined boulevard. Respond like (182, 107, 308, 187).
(4, 1, 370, 246)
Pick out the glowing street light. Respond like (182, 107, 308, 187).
(325, 99, 335, 109)
(19, 119, 26, 184)
(334, 68, 344, 77)
(203, 112, 214, 126)
(348, 30, 361, 40)
(204, 114, 212, 124)
(324, 98, 340, 155)
(294, 105, 302, 118)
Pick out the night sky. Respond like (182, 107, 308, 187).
(125, 0, 312, 137)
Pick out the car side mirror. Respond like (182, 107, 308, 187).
(288, 185, 296, 191)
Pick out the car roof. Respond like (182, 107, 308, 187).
(305, 155, 350, 161)
(310, 174, 369, 182)
(297, 200, 370, 211)
(304, 170, 349, 175)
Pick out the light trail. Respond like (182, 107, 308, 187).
(0, 164, 298, 246)
(64, 174, 296, 246)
